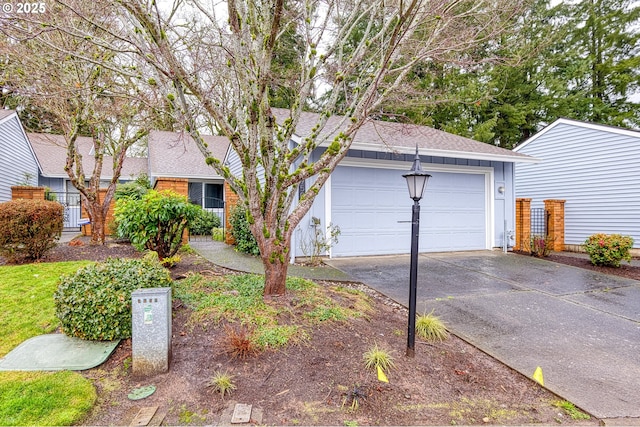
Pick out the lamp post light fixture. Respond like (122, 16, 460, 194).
(402, 147, 431, 358)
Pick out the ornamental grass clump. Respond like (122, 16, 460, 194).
(416, 310, 449, 341)
(584, 233, 634, 267)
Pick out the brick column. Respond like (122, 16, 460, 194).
(224, 182, 239, 244)
(515, 198, 531, 253)
(544, 199, 565, 252)
(11, 186, 45, 200)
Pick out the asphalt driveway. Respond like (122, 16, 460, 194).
(326, 251, 640, 422)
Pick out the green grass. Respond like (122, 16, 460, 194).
(553, 400, 591, 420)
(0, 261, 96, 426)
(0, 371, 96, 426)
(0, 261, 91, 356)
(173, 273, 369, 350)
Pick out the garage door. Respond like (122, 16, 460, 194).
(331, 166, 487, 257)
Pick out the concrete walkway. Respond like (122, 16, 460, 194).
(190, 240, 640, 424)
(326, 251, 640, 425)
(188, 239, 352, 282)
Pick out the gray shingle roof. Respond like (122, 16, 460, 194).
(148, 130, 229, 179)
(28, 133, 147, 179)
(275, 109, 536, 163)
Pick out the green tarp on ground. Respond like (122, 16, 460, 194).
(0, 334, 119, 371)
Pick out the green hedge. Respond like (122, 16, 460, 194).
(54, 258, 172, 340)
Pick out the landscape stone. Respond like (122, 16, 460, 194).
(231, 403, 252, 423)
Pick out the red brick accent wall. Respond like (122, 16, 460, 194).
(515, 198, 531, 253)
(544, 199, 566, 252)
(153, 177, 189, 196)
(11, 186, 45, 200)
(224, 181, 239, 244)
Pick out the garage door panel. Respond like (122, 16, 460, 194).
(332, 166, 486, 256)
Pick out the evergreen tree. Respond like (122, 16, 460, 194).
(383, 0, 640, 147)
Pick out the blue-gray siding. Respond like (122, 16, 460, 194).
(515, 122, 640, 248)
(0, 114, 39, 201)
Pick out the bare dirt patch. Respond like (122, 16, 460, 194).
(10, 239, 613, 425)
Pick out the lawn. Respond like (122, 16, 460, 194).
(0, 261, 97, 426)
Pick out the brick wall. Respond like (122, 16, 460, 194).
(153, 178, 188, 196)
(11, 186, 45, 200)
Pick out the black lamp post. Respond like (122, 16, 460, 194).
(402, 147, 431, 358)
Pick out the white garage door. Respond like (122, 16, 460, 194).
(331, 165, 487, 257)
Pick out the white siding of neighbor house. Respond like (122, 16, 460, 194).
(0, 114, 39, 201)
(515, 121, 640, 248)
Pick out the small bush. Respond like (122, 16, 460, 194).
(212, 227, 225, 242)
(530, 234, 554, 258)
(0, 199, 63, 261)
(115, 190, 199, 260)
(54, 258, 172, 340)
(584, 233, 634, 267)
(222, 324, 259, 359)
(228, 204, 260, 256)
(114, 174, 151, 201)
(189, 208, 221, 235)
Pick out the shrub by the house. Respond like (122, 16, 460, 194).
(115, 189, 199, 260)
(114, 174, 151, 201)
(584, 233, 634, 267)
(54, 258, 172, 340)
(0, 199, 63, 261)
(229, 204, 260, 256)
(190, 208, 222, 235)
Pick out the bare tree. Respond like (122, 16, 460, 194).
(51, 0, 524, 292)
(0, 4, 158, 244)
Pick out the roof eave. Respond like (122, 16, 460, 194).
(349, 142, 541, 164)
(151, 173, 225, 180)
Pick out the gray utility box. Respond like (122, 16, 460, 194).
(132, 287, 172, 376)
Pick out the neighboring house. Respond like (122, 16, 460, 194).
(514, 118, 640, 249)
(28, 133, 148, 229)
(148, 130, 229, 223)
(0, 114, 230, 229)
(227, 110, 537, 259)
(0, 110, 40, 201)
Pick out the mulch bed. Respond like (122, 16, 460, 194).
(4, 238, 617, 425)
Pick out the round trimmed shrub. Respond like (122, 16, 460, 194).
(584, 233, 634, 267)
(54, 258, 172, 340)
(0, 199, 63, 261)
